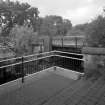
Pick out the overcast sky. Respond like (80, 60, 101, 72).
(12, 0, 105, 25)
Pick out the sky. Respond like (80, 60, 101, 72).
(11, 0, 105, 25)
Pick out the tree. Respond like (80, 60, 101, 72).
(85, 15, 105, 47)
(0, 1, 39, 36)
(39, 16, 57, 36)
(67, 23, 88, 36)
(39, 15, 72, 36)
(60, 19, 72, 35)
(9, 24, 38, 56)
(67, 28, 85, 36)
(74, 23, 88, 32)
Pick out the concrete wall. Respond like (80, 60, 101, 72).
(83, 47, 105, 77)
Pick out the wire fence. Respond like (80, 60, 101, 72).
(0, 50, 84, 85)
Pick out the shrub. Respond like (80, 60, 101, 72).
(84, 55, 105, 79)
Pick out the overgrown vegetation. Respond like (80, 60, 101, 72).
(85, 15, 105, 47)
(9, 24, 38, 56)
(83, 54, 105, 80)
(83, 13, 105, 79)
(0, 0, 72, 57)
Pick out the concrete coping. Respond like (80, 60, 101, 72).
(82, 47, 105, 55)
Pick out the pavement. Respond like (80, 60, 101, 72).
(0, 70, 75, 105)
(0, 68, 105, 105)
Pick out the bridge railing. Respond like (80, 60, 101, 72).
(0, 51, 84, 85)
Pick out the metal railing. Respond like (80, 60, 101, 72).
(0, 51, 84, 85)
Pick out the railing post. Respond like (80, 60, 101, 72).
(21, 56, 24, 83)
(75, 37, 78, 49)
(53, 53, 57, 71)
(61, 38, 63, 47)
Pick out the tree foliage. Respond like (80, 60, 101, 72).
(74, 23, 88, 32)
(39, 15, 72, 36)
(0, 1, 73, 57)
(86, 15, 105, 47)
(67, 23, 88, 36)
(0, 1, 39, 36)
(9, 24, 38, 56)
(67, 28, 85, 36)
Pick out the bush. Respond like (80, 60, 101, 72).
(9, 25, 38, 56)
(84, 55, 105, 79)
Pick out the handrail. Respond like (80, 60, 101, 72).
(23, 55, 54, 64)
(0, 50, 55, 63)
(0, 55, 54, 69)
(23, 51, 54, 58)
(0, 50, 84, 84)
(0, 62, 22, 69)
(0, 50, 84, 68)
(55, 55, 84, 61)
(0, 56, 22, 63)
(0, 50, 83, 63)
(54, 50, 83, 56)
(0, 54, 84, 69)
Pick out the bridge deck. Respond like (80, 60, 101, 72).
(0, 68, 105, 105)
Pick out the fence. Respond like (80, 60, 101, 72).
(0, 51, 84, 85)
